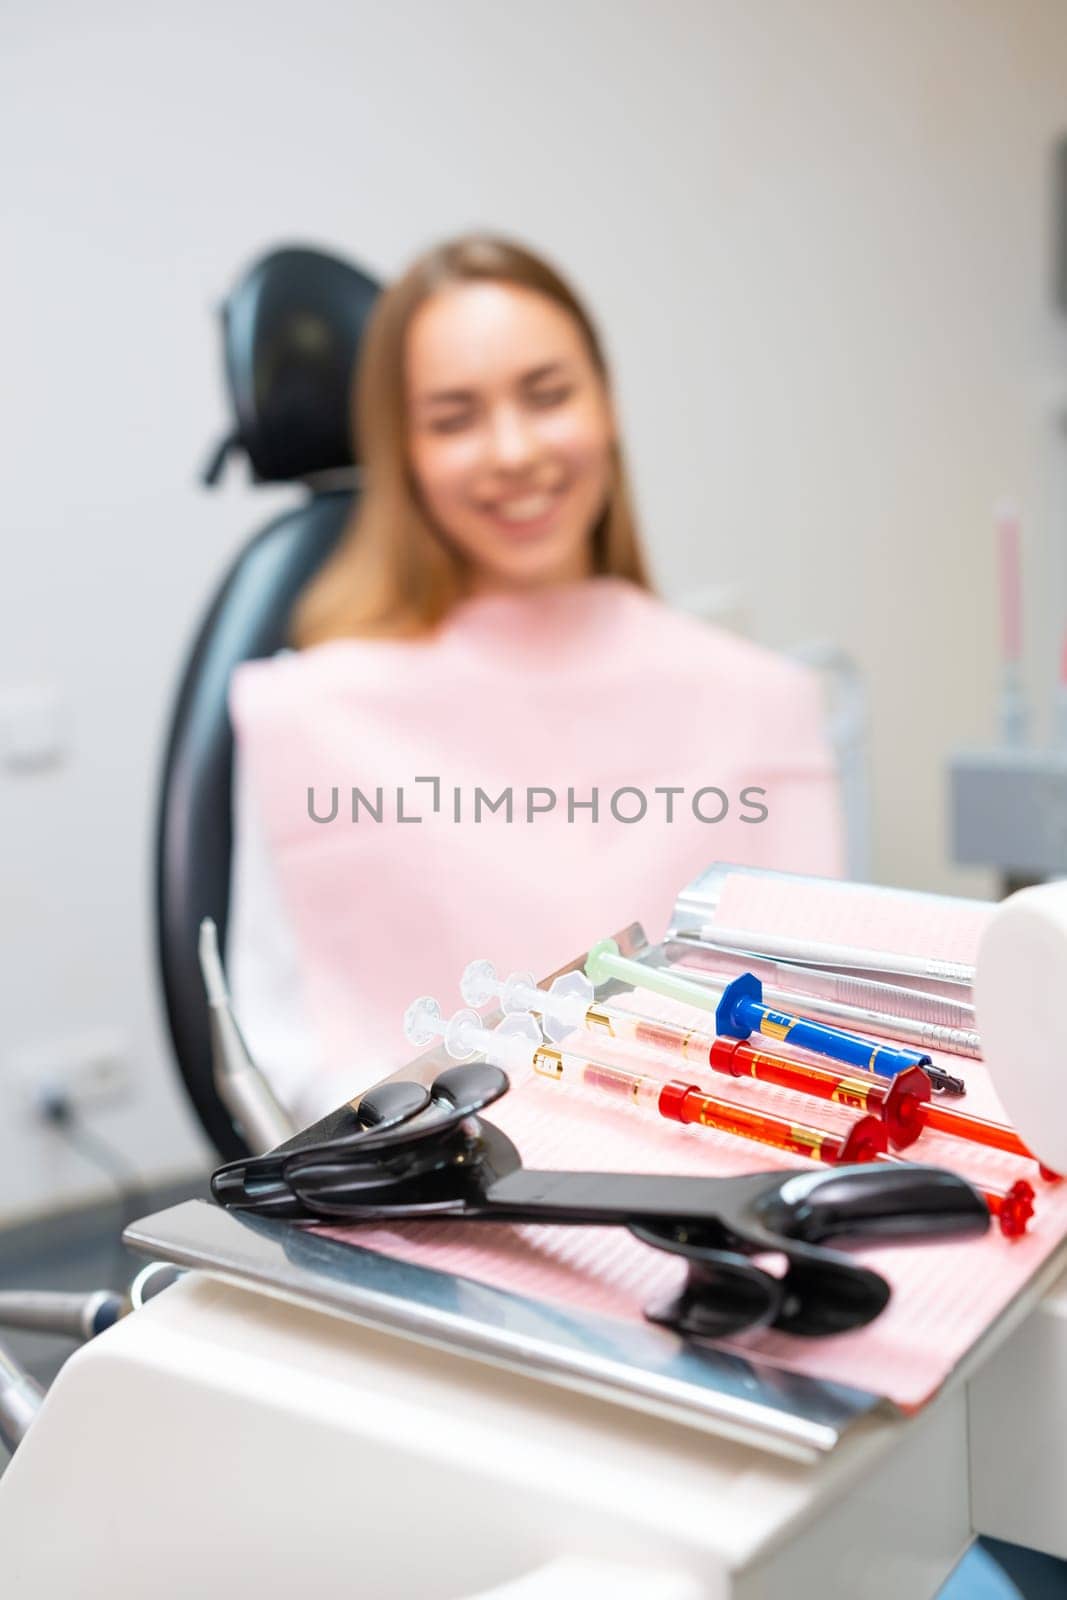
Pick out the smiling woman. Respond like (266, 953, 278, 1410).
(227, 233, 844, 1122)
(291, 234, 650, 643)
(405, 280, 617, 593)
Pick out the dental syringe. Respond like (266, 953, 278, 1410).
(462, 962, 1040, 1166)
(538, 1052, 1033, 1234)
(406, 995, 887, 1167)
(581, 938, 959, 1090)
(420, 988, 1034, 1236)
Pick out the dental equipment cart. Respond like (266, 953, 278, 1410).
(1, 866, 1065, 1599)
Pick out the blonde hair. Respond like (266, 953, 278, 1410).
(290, 233, 652, 645)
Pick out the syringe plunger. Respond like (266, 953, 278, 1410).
(404, 995, 541, 1071)
(460, 958, 593, 1041)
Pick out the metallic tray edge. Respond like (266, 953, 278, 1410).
(124, 1197, 885, 1465)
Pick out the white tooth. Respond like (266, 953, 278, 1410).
(496, 494, 554, 522)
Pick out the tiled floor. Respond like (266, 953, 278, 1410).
(1, 1183, 1064, 1596)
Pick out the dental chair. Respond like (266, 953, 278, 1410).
(155, 243, 379, 1159)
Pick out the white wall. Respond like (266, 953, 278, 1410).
(2, 0, 1066, 1220)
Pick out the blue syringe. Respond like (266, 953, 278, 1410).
(714, 972, 931, 1080)
(584, 939, 942, 1085)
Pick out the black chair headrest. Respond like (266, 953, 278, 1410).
(204, 245, 380, 487)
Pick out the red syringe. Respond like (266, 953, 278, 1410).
(576, 1059, 887, 1165)
(710, 1036, 1056, 1176)
(596, 1007, 1050, 1175)
(534, 1048, 1034, 1237)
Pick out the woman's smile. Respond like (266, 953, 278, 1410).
(478, 485, 567, 537)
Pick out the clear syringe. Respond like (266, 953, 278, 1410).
(411, 990, 885, 1167)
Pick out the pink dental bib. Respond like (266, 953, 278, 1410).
(229, 577, 842, 1097)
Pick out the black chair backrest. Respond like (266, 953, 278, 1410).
(156, 246, 379, 1159)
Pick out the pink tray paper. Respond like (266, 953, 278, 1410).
(318, 873, 1067, 1411)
